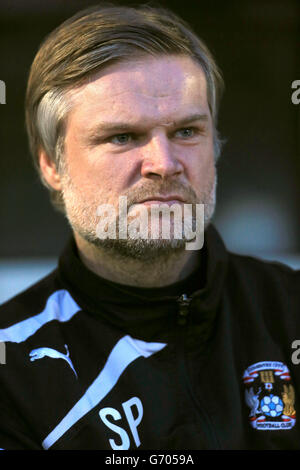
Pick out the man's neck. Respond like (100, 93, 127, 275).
(73, 233, 200, 288)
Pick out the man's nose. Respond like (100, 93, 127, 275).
(140, 134, 183, 179)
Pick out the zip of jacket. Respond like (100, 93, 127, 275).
(175, 293, 221, 449)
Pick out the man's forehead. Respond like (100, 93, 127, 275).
(68, 55, 208, 108)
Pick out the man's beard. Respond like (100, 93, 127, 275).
(60, 167, 217, 262)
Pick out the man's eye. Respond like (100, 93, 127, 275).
(175, 127, 197, 139)
(110, 133, 132, 145)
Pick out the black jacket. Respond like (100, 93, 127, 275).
(0, 225, 299, 450)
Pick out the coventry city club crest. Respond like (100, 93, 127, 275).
(243, 361, 296, 430)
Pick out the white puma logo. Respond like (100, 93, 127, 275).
(29, 344, 78, 378)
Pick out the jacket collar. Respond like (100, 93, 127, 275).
(57, 224, 228, 336)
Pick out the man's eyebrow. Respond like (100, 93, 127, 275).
(167, 113, 209, 128)
(86, 113, 209, 138)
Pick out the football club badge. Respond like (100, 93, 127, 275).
(243, 361, 296, 430)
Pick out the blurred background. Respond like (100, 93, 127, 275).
(0, 0, 299, 304)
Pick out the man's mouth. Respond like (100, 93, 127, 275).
(138, 196, 185, 206)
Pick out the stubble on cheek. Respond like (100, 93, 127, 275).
(59, 166, 102, 239)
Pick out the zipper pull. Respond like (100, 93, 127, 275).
(176, 293, 192, 325)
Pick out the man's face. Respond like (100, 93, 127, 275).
(58, 54, 217, 259)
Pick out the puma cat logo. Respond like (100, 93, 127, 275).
(29, 344, 78, 378)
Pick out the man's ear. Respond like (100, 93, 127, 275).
(39, 150, 62, 191)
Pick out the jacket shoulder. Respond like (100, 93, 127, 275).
(0, 268, 61, 328)
(226, 251, 299, 305)
(228, 251, 299, 280)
